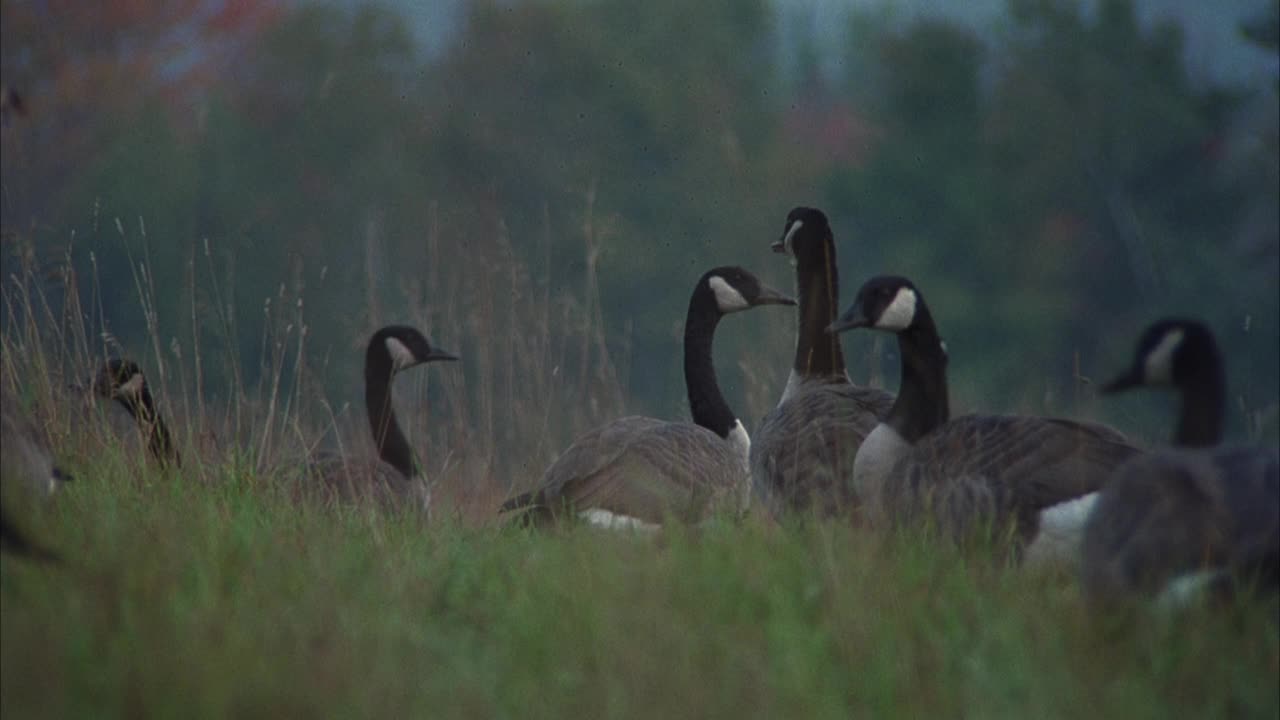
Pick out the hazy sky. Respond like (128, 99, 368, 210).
(386, 0, 1277, 90)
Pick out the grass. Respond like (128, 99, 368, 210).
(2, 217, 1278, 718)
(3, 454, 1278, 719)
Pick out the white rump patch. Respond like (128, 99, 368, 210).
(1143, 328, 1185, 385)
(876, 287, 918, 331)
(1156, 569, 1228, 610)
(118, 373, 145, 398)
(385, 336, 417, 371)
(708, 275, 750, 313)
(1024, 492, 1099, 568)
(578, 508, 662, 533)
(782, 220, 804, 255)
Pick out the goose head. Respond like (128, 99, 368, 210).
(700, 266, 796, 316)
(93, 359, 149, 402)
(1102, 318, 1219, 393)
(368, 325, 458, 376)
(827, 275, 922, 335)
(771, 207, 832, 267)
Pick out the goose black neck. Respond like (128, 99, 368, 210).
(1174, 352, 1226, 448)
(365, 347, 417, 479)
(884, 304, 950, 443)
(115, 388, 179, 468)
(792, 234, 847, 380)
(684, 292, 736, 439)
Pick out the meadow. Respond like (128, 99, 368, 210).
(2, 233, 1278, 720)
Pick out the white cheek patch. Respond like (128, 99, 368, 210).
(782, 220, 804, 254)
(385, 336, 417, 371)
(708, 276, 750, 313)
(1143, 329, 1184, 385)
(876, 287, 918, 331)
(119, 373, 145, 398)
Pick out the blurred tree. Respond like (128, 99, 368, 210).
(0, 0, 281, 231)
(818, 0, 1276, 435)
(988, 0, 1271, 428)
(421, 0, 791, 416)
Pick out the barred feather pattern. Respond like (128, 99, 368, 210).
(750, 378, 894, 518)
(869, 415, 1140, 545)
(301, 451, 432, 514)
(1082, 446, 1280, 599)
(504, 416, 749, 527)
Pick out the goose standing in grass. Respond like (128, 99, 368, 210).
(1082, 319, 1279, 604)
(92, 359, 180, 468)
(1, 391, 69, 561)
(501, 266, 795, 528)
(751, 208, 894, 518)
(306, 326, 458, 514)
(828, 275, 1140, 558)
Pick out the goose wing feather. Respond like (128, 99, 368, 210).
(301, 450, 427, 510)
(511, 415, 744, 525)
(1082, 446, 1278, 597)
(888, 415, 1140, 537)
(751, 380, 894, 516)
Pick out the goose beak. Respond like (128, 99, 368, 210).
(427, 348, 459, 363)
(826, 304, 870, 334)
(1100, 368, 1140, 395)
(753, 284, 797, 307)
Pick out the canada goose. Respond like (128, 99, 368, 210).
(1081, 319, 1279, 603)
(307, 325, 457, 513)
(1, 392, 71, 500)
(92, 359, 180, 468)
(1, 392, 69, 561)
(828, 275, 1140, 556)
(501, 266, 796, 528)
(751, 208, 895, 517)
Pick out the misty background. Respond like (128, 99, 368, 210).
(2, 0, 1277, 467)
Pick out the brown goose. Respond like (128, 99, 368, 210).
(828, 275, 1139, 556)
(751, 207, 894, 518)
(307, 325, 457, 513)
(1, 390, 69, 561)
(92, 359, 180, 468)
(1082, 319, 1279, 604)
(501, 267, 795, 528)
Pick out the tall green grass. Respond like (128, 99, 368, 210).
(3, 453, 1277, 718)
(3, 220, 1277, 718)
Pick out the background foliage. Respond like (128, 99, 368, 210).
(3, 0, 1277, 458)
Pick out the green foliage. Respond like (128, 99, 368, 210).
(1, 0, 1275, 441)
(823, 0, 1277, 440)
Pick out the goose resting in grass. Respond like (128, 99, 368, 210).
(1081, 318, 1279, 604)
(828, 275, 1140, 558)
(502, 266, 795, 529)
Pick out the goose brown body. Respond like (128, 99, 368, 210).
(1082, 319, 1280, 601)
(504, 266, 795, 527)
(305, 325, 457, 513)
(751, 208, 894, 518)
(831, 275, 1139, 551)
